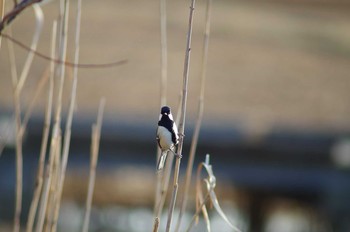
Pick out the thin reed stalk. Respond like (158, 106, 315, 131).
(26, 19, 56, 231)
(8, 4, 43, 232)
(51, 0, 84, 229)
(48, 0, 70, 230)
(153, 0, 169, 230)
(155, 150, 176, 222)
(154, 0, 168, 224)
(175, 0, 212, 230)
(82, 98, 105, 232)
(153, 217, 160, 232)
(165, 0, 196, 231)
(34, 20, 58, 232)
(15, 4, 44, 97)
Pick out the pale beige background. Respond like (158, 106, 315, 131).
(1, 0, 350, 135)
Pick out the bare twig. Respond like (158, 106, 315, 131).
(0, 0, 44, 32)
(1, 33, 128, 68)
(175, 0, 212, 230)
(0, 0, 5, 48)
(165, 0, 196, 231)
(82, 98, 105, 232)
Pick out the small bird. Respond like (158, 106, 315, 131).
(156, 106, 179, 170)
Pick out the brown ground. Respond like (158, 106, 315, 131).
(1, 0, 350, 135)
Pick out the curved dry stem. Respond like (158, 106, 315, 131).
(189, 155, 242, 232)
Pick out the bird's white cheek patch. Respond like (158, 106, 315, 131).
(168, 113, 174, 121)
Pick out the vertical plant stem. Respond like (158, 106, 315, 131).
(82, 98, 105, 232)
(9, 4, 43, 232)
(154, 0, 168, 218)
(48, 0, 70, 230)
(175, 0, 212, 230)
(165, 0, 196, 231)
(26, 21, 56, 232)
(155, 150, 174, 218)
(153, 217, 160, 232)
(34, 20, 57, 232)
(159, 0, 167, 107)
(52, 0, 81, 229)
(15, 4, 44, 97)
(12, 63, 23, 232)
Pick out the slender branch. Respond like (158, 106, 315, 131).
(1, 33, 127, 68)
(175, 0, 212, 230)
(0, 0, 5, 48)
(0, 0, 44, 32)
(165, 0, 196, 231)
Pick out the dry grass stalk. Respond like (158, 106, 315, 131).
(26, 19, 57, 232)
(20, 66, 49, 137)
(7, 4, 43, 232)
(49, 0, 71, 230)
(154, 0, 168, 217)
(155, 151, 174, 217)
(15, 4, 44, 97)
(82, 98, 105, 232)
(188, 155, 242, 232)
(175, 0, 212, 230)
(153, 217, 160, 232)
(165, 0, 196, 231)
(159, 0, 167, 107)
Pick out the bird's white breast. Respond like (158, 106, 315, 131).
(157, 126, 173, 151)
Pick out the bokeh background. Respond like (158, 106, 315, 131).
(1, 0, 350, 231)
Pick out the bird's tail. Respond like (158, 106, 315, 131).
(157, 151, 168, 171)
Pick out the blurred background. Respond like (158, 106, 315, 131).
(1, 0, 350, 231)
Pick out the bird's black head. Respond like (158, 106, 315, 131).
(161, 106, 171, 115)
